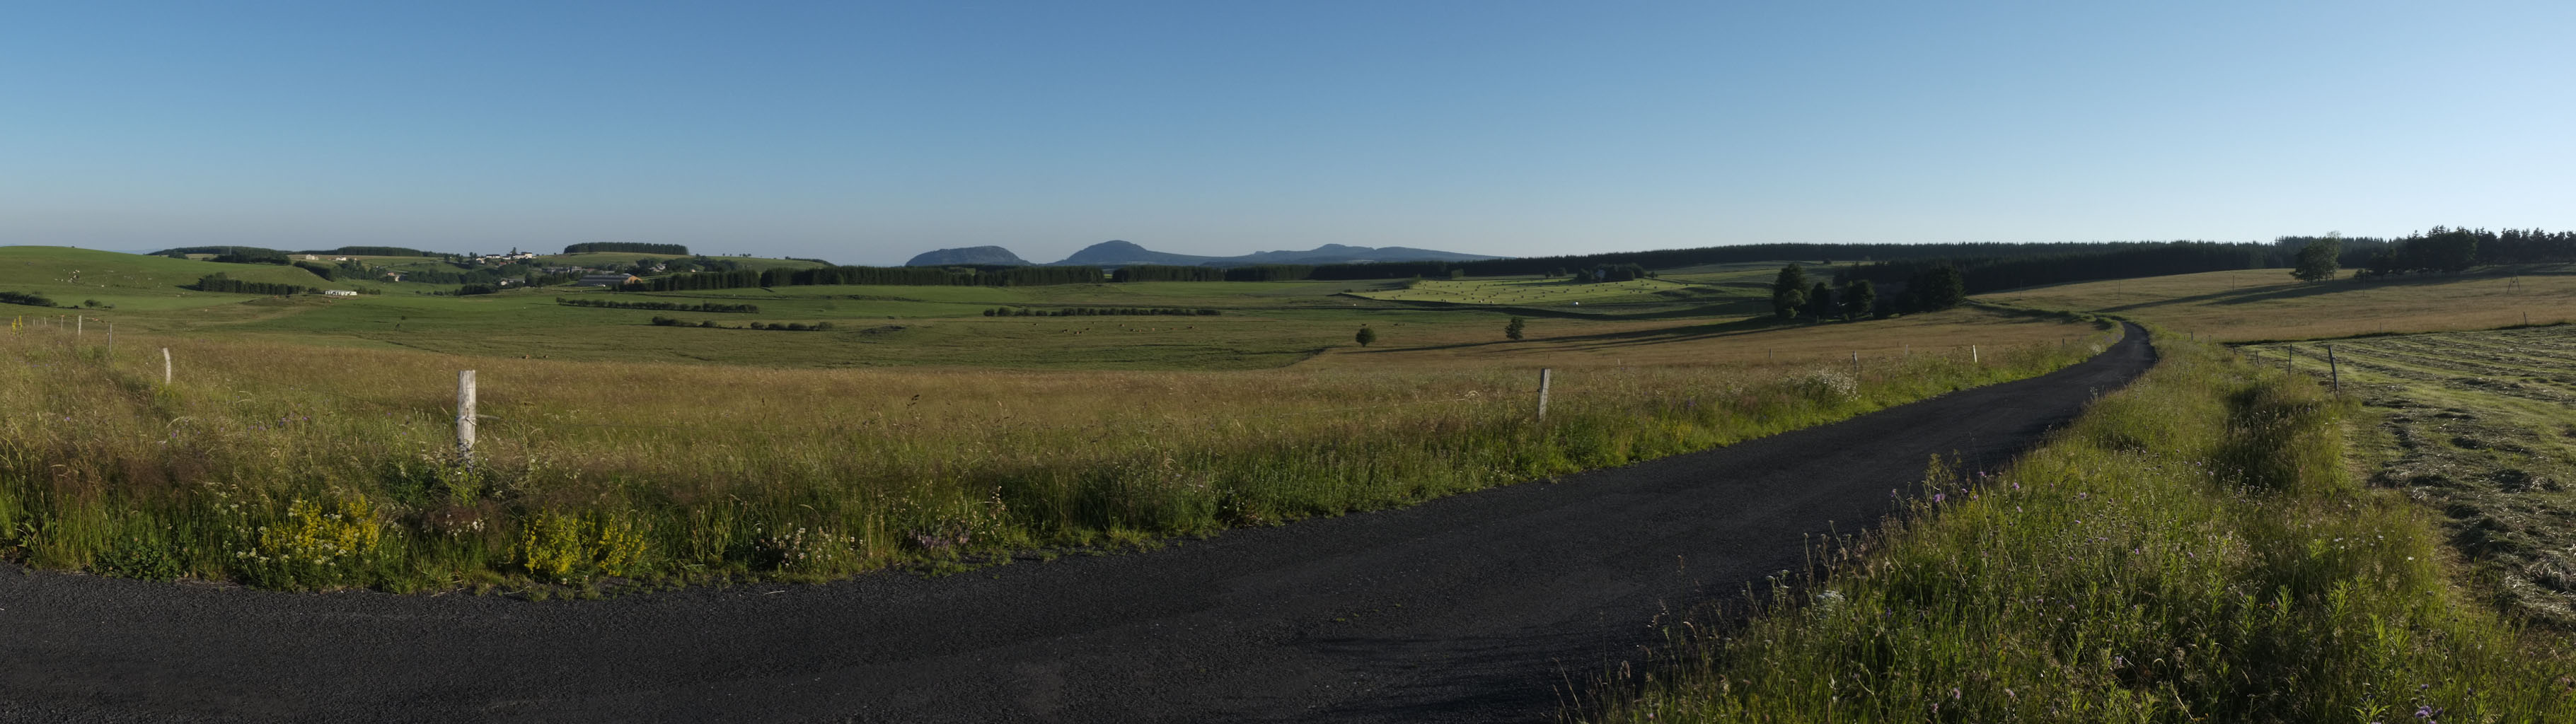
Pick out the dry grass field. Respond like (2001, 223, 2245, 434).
(0, 293, 2113, 592)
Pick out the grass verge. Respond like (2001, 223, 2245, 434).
(1577, 327, 2576, 722)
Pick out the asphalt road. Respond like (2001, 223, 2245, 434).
(1, 323, 2154, 724)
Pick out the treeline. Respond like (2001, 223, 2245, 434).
(388, 267, 508, 286)
(642, 264, 1105, 291)
(559, 298, 759, 313)
(2357, 227, 2576, 277)
(1109, 264, 1315, 282)
(565, 243, 689, 255)
(306, 245, 432, 257)
(155, 245, 286, 261)
(1833, 242, 2278, 298)
(291, 261, 340, 279)
(187, 274, 311, 296)
(982, 307, 1221, 317)
(0, 291, 57, 308)
(1567, 263, 1652, 282)
(649, 317, 835, 331)
(1298, 241, 2264, 281)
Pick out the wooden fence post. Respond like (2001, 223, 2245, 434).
(456, 370, 478, 465)
(1535, 368, 1552, 422)
(1971, 344, 1979, 365)
(161, 348, 171, 385)
(2285, 344, 2295, 373)
(2327, 344, 2340, 396)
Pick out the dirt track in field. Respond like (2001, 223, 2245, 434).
(1, 324, 2153, 724)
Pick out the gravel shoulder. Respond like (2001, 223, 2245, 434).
(1, 324, 2154, 724)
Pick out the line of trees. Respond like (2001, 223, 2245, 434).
(1111, 265, 1227, 282)
(1107, 264, 1324, 282)
(1779, 263, 1935, 320)
(649, 316, 835, 331)
(1290, 240, 2274, 281)
(1834, 242, 2272, 300)
(0, 291, 57, 308)
(558, 298, 760, 313)
(186, 274, 312, 296)
(1567, 263, 1651, 283)
(983, 307, 1221, 317)
(382, 266, 508, 286)
(565, 243, 690, 255)
(2273, 226, 2575, 281)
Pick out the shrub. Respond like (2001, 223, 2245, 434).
(239, 494, 388, 590)
(516, 510, 649, 583)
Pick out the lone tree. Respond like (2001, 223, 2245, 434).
(2292, 233, 2342, 283)
(1503, 316, 1526, 341)
(1912, 264, 1966, 311)
(1841, 279, 1876, 320)
(1355, 325, 1377, 347)
(1805, 281, 1835, 320)
(1771, 264, 1808, 320)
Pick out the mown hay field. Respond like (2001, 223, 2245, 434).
(1982, 264, 2576, 342)
(2248, 325, 2576, 626)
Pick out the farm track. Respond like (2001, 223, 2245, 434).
(1, 324, 2154, 724)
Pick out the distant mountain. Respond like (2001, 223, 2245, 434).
(905, 245, 1031, 266)
(1053, 240, 1223, 267)
(1049, 240, 1501, 267)
(1226, 243, 1501, 265)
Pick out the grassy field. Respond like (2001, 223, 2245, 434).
(5, 247, 2076, 371)
(1581, 331, 2576, 722)
(1981, 264, 2576, 342)
(0, 245, 2120, 593)
(1345, 264, 1832, 317)
(0, 318, 2110, 593)
(2247, 325, 2576, 627)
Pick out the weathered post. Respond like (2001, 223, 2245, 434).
(161, 348, 172, 385)
(1971, 344, 1979, 365)
(2285, 344, 2295, 373)
(456, 370, 478, 465)
(1535, 368, 1552, 422)
(2326, 344, 2341, 396)
(1851, 351, 1861, 378)
(105, 322, 112, 356)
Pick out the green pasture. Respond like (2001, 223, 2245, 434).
(0, 249, 1513, 368)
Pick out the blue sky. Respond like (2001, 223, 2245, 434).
(5, 1, 2570, 265)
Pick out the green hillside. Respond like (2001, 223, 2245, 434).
(0, 246, 342, 313)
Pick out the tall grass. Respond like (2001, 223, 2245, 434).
(1579, 329, 2576, 722)
(0, 322, 2108, 592)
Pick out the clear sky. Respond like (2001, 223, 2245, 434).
(5, 1, 2570, 266)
